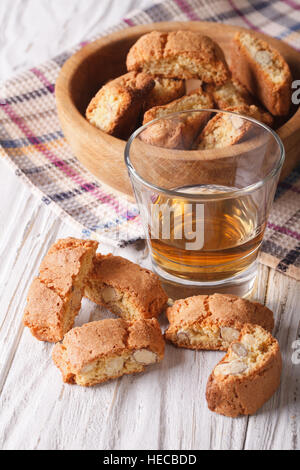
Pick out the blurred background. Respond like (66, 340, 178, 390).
(0, 0, 154, 81)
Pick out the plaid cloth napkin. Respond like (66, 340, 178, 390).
(0, 0, 300, 280)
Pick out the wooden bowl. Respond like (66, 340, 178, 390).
(55, 21, 300, 198)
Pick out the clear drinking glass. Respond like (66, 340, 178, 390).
(124, 110, 284, 299)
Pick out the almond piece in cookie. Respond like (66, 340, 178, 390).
(86, 71, 154, 139)
(165, 293, 274, 351)
(84, 254, 168, 320)
(52, 318, 165, 386)
(141, 88, 213, 149)
(231, 31, 292, 116)
(23, 238, 98, 342)
(144, 77, 185, 111)
(127, 31, 230, 85)
(206, 324, 282, 417)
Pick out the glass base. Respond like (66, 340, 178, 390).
(152, 260, 258, 300)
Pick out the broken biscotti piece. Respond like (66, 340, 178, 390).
(144, 77, 185, 111)
(86, 71, 154, 139)
(206, 81, 273, 126)
(206, 324, 282, 417)
(23, 238, 98, 342)
(196, 108, 251, 149)
(143, 88, 214, 124)
(141, 89, 213, 149)
(206, 79, 252, 109)
(127, 30, 230, 85)
(52, 318, 165, 386)
(225, 104, 274, 127)
(165, 293, 274, 351)
(84, 254, 168, 320)
(231, 31, 292, 116)
(195, 103, 274, 149)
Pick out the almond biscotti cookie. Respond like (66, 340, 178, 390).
(141, 89, 213, 149)
(196, 109, 251, 150)
(206, 81, 273, 126)
(165, 293, 274, 351)
(206, 324, 282, 417)
(231, 31, 292, 116)
(225, 104, 274, 127)
(143, 88, 214, 124)
(52, 318, 165, 386)
(23, 238, 98, 342)
(195, 103, 273, 149)
(127, 31, 230, 85)
(144, 77, 185, 111)
(84, 254, 168, 320)
(86, 71, 154, 139)
(206, 79, 252, 109)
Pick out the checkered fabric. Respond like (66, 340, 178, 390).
(1, 0, 300, 279)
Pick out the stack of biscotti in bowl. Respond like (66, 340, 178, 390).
(85, 29, 292, 150)
(23, 237, 282, 418)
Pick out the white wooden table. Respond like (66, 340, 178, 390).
(0, 0, 299, 451)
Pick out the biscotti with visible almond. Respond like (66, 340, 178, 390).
(206, 79, 252, 109)
(141, 88, 213, 149)
(86, 71, 154, 139)
(206, 324, 282, 417)
(231, 31, 292, 116)
(195, 103, 274, 149)
(196, 109, 251, 149)
(84, 254, 168, 320)
(144, 77, 185, 111)
(225, 104, 274, 127)
(23, 238, 98, 342)
(143, 88, 214, 124)
(52, 318, 165, 386)
(165, 293, 274, 351)
(206, 80, 273, 126)
(127, 30, 230, 85)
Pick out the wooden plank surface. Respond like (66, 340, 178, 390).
(0, 0, 299, 451)
(0, 175, 299, 450)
